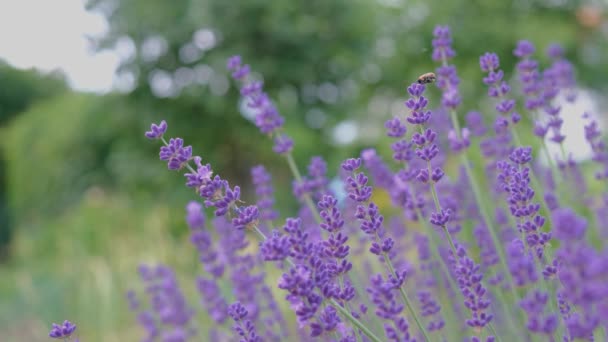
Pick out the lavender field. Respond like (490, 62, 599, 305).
(1, 1, 607, 342)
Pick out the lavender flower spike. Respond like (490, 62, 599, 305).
(228, 302, 262, 342)
(251, 165, 279, 223)
(49, 320, 77, 339)
(145, 120, 168, 139)
(159, 138, 193, 170)
(227, 55, 293, 155)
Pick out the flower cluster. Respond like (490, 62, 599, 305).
(497, 147, 551, 258)
(48, 320, 77, 340)
(227, 55, 293, 155)
(251, 165, 280, 225)
(228, 302, 263, 342)
(110, 23, 608, 342)
(480, 52, 521, 132)
(133, 264, 196, 341)
(367, 274, 416, 342)
(514, 40, 544, 111)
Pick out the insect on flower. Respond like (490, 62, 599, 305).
(417, 72, 436, 84)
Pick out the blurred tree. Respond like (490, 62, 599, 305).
(0, 63, 68, 259)
(85, 0, 606, 163)
(85, 0, 380, 167)
(0, 62, 67, 124)
(3, 93, 181, 221)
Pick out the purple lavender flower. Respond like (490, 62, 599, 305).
(480, 52, 520, 129)
(479, 52, 499, 72)
(385, 117, 407, 138)
(197, 278, 229, 324)
(306, 156, 331, 198)
(228, 302, 262, 342)
(367, 274, 415, 341)
(514, 40, 544, 111)
(310, 306, 342, 337)
(514, 40, 535, 58)
(127, 290, 140, 311)
(541, 63, 568, 146)
(137, 311, 160, 341)
(497, 147, 551, 258)
(403, 83, 445, 195)
(272, 134, 294, 154)
(211, 184, 241, 217)
(551, 207, 587, 242)
(281, 217, 313, 262)
(293, 156, 331, 202)
(546, 43, 577, 102)
(418, 290, 445, 332)
(582, 113, 608, 181)
(447, 127, 470, 152)
(159, 138, 192, 170)
(137, 265, 195, 340)
(318, 195, 345, 233)
(520, 290, 558, 338)
(506, 239, 538, 287)
(49, 320, 77, 339)
(342, 158, 398, 259)
(466, 111, 487, 137)
(432, 25, 455, 61)
(145, 120, 168, 139)
(226, 56, 250, 80)
(436, 65, 461, 109)
(186, 201, 205, 229)
(316, 194, 355, 304)
(259, 285, 289, 340)
(188, 204, 225, 277)
(547, 43, 564, 58)
(451, 245, 493, 330)
(184, 157, 214, 190)
(232, 205, 259, 230)
(277, 265, 322, 323)
(344, 170, 372, 203)
(555, 236, 607, 340)
(360, 149, 395, 190)
(227, 56, 293, 154)
(432, 25, 463, 116)
(260, 229, 291, 261)
(385, 317, 415, 342)
(473, 224, 500, 282)
(251, 165, 279, 223)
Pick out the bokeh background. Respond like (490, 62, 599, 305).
(0, 0, 606, 341)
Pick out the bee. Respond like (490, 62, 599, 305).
(417, 72, 436, 84)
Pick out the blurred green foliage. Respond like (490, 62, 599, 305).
(0, 62, 68, 258)
(0, 62, 67, 124)
(0, 0, 606, 341)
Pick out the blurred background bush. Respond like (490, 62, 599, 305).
(0, 0, 606, 340)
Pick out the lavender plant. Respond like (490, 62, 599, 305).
(43, 24, 606, 342)
(48, 320, 78, 341)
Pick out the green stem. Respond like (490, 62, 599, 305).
(541, 140, 561, 187)
(488, 322, 501, 342)
(383, 250, 431, 341)
(329, 300, 383, 342)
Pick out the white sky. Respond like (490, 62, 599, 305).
(0, 0, 119, 92)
